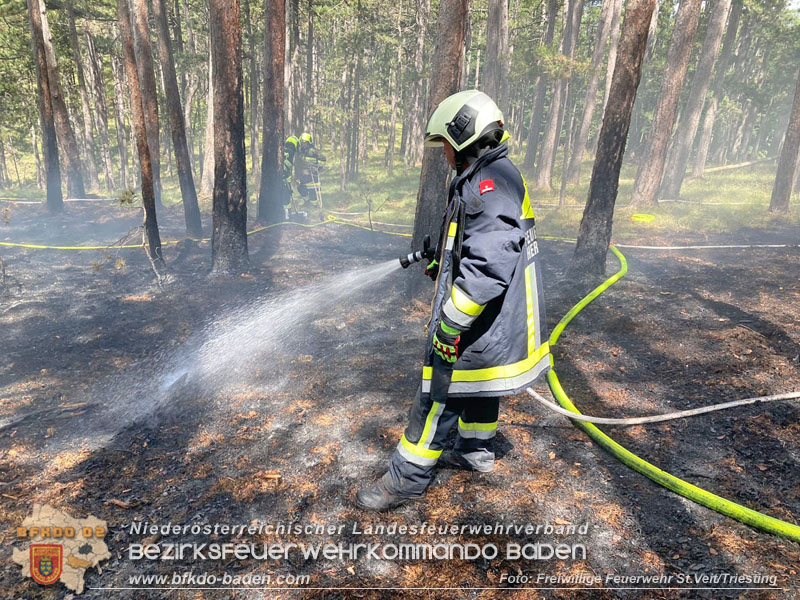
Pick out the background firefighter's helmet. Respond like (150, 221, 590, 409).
(424, 90, 504, 152)
(300, 132, 314, 148)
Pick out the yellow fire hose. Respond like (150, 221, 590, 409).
(545, 245, 800, 542)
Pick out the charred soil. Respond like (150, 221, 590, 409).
(0, 202, 798, 599)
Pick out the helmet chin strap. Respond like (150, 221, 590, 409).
(454, 143, 495, 175)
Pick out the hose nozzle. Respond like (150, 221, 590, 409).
(399, 234, 434, 269)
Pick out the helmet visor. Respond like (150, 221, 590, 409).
(424, 133, 445, 147)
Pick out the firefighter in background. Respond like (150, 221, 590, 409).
(282, 135, 300, 219)
(296, 132, 326, 209)
(355, 90, 550, 511)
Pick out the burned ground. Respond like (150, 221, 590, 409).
(0, 201, 799, 599)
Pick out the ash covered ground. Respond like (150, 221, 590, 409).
(0, 201, 798, 599)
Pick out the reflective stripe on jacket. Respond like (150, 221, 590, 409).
(424, 143, 549, 398)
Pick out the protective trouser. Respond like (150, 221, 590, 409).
(387, 357, 500, 496)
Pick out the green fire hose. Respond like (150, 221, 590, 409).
(547, 244, 800, 542)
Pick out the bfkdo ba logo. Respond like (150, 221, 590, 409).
(12, 504, 111, 594)
(30, 544, 63, 585)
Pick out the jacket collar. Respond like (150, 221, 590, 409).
(450, 143, 508, 196)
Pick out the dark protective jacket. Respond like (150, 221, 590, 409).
(423, 143, 549, 398)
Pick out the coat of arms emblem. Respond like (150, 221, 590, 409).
(30, 544, 62, 585)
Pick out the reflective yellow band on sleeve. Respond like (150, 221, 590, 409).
(520, 176, 535, 219)
(422, 366, 432, 380)
(451, 285, 485, 317)
(448, 222, 458, 237)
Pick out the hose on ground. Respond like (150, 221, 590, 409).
(527, 388, 800, 426)
(547, 245, 800, 542)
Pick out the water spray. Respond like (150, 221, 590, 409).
(399, 234, 435, 269)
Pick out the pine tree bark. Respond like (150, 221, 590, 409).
(0, 136, 7, 189)
(769, 68, 800, 213)
(117, 0, 165, 276)
(523, 0, 558, 171)
(535, 0, 582, 190)
(599, 0, 622, 121)
(153, 0, 202, 237)
(131, 0, 163, 207)
(631, 0, 703, 207)
(572, 0, 656, 275)
(27, 0, 63, 211)
(66, 1, 100, 191)
(111, 49, 130, 188)
(482, 0, 509, 111)
(410, 0, 469, 258)
(566, 0, 614, 185)
(661, 0, 732, 199)
(32, 126, 46, 190)
(405, 0, 430, 170)
(85, 31, 116, 190)
(210, 0, 249, 273)
(201, 48, 215, 197)
(244, 0, 260, 183)
(258, 0, 287, 224)
(692, 0, 742, 178)
(35, 0, 85, 199)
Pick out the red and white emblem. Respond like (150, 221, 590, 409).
(479, 179, 495, 194)
(30, 544, 62, 586)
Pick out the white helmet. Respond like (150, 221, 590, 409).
(424, 90, 505, 152)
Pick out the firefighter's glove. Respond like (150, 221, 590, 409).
(433, 322, 461, 363)
(424, 259, 439, 281)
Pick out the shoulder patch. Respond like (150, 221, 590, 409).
(466, 196, 484, 215)
(479, 179, 495, 194)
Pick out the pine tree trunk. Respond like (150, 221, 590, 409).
(535, 0, 582, 190)
(566, 0, 614, 185)
(258, 0, 287, 224)
(482, 0, 509, 111)
(210, 0, 249, 274)
(32, 126, 45, 190)
(244, 0, 260, 185)
(0, 136, 6, 189)
(131, 0, 163, 207)
(410, 0, 469, 262)
(66, 1, 100, 191)
(153, 0, 202, 237)
(631, 0, 703, 207)
(572, 0, 656, 275)
(523, 0, 558, 171)
(692, 0, 742, 178)
(306, 0, 314, 130)
(117, 0, 165, 276)
(599, 0, 622, 121)
(201, 48, 215, 197)
(769, 68, 800, 213)
(36, 0, 85, 199)
(661, 0, 732, 199)
(111, 49, 130, 188)
(27, 0, 63, 211)
(85, 31, 115, 190)
(385, 7, 402, 177)
(405, 0, 430, 170)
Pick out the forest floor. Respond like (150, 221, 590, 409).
(0, 198, 799, 599)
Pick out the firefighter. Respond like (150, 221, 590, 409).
(354, 90, 550, 511)
(282, 135, 300, 219)
(296, 133, 325, 208)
